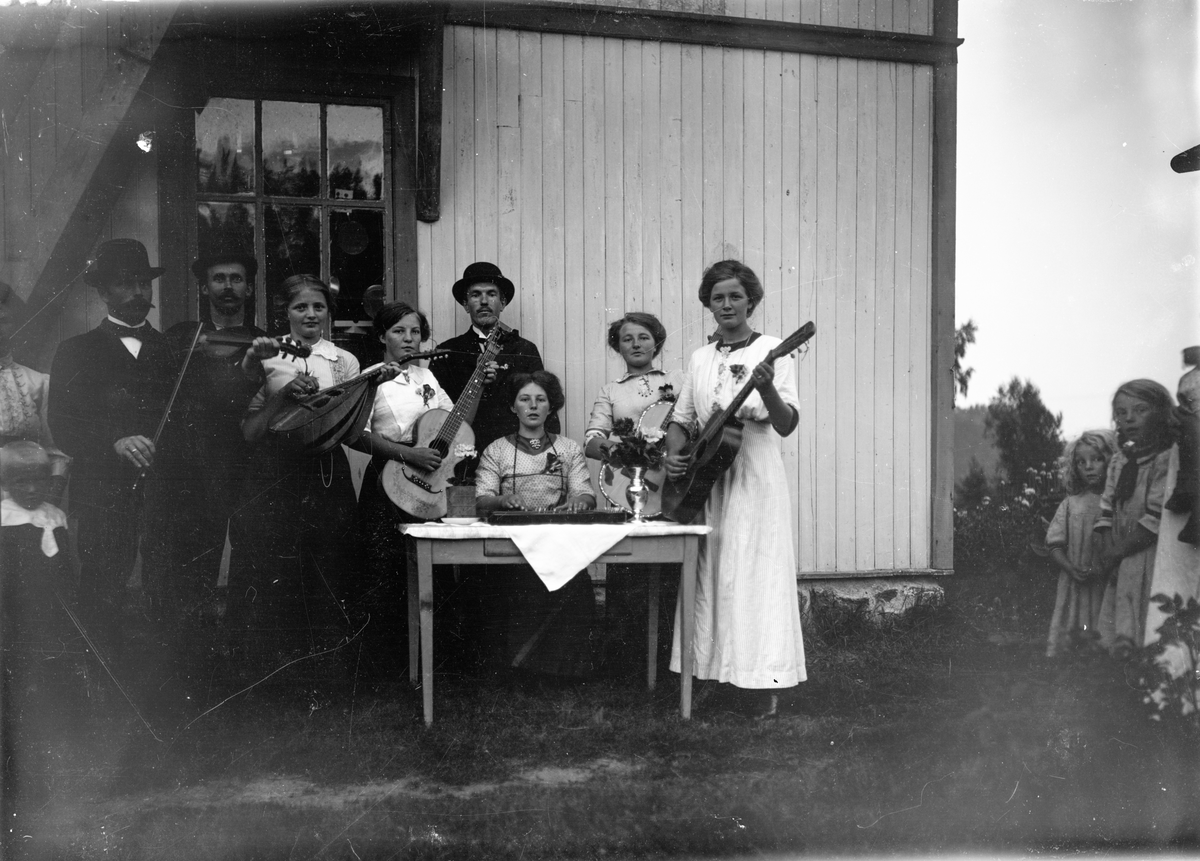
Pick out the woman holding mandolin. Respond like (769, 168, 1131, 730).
(585, 311, 685, 676)
(227, 275, 398, 666)
(663, 260, 807, 718)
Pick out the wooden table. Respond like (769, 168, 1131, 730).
(400, 522, 710, 726)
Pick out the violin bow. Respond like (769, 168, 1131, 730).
(133, 321, 205, 491)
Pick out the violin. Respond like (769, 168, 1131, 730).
(163, 323, 311, 361)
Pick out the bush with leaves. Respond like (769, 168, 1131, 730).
(954, 464, 1061, 576)
(1130, 593, 1200, 727)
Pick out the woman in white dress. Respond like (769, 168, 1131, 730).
(664, 260, 806, 717)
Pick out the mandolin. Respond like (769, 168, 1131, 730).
(662, 322, 815, 524)
(381, 322, 513, 521)
(268, 349, 447, 455)
(598, 398, 676, 517)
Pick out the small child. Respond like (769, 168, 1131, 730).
(1094, 379, 1176, 656)
(1045, 430, 1116, 657)
(1, 440, 67, 558)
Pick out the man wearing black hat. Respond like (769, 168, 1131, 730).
(47, 239, 177, 649)
(143, 245, 268, 619)
(436, 262, 559, 454)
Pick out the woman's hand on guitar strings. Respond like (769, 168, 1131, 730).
(378, 361, 404, 384)
(664, 453, 689, 481)
(402, 446, 443, 472)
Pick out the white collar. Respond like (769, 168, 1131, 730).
(289, 336, 339, 360)
(471, 325, 493, 340)
(1, 498, 66, 556)
(617, 367, 666, 383)
(106, 314, 143, 329)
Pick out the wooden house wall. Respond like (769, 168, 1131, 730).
(539, 0, 933, 35)
(415, 24, 936, 575)
(0, 3, 167, 369)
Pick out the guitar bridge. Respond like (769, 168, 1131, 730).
(403, 470, 433, 492)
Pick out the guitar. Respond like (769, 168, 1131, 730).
(662, 322, 815, 524)
(268, 350, 446, 455)
(382, 322, 513, 520)
(598, 398, 676, 517)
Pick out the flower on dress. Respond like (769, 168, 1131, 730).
(420, 384, 436, 407)
(729, 364, 748, 385)
(658, 383, 676, 403)
(542, 452, 563, 475)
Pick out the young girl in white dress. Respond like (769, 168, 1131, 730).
(664, 260, 806, 718)
(1044, 430, 1116, 657)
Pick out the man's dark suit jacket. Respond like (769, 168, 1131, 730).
(47, 324, 177, 502)
(435, 327, 559, 452)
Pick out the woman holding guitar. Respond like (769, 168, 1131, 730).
(663, 260, 807, 718)
(584, 311, 685, 677)
(350, 301, 454, 677)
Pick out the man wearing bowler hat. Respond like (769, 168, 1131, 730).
(436, 262, 559, 454)
(48, 239, 178, 652)
(143, 243, 269, 621)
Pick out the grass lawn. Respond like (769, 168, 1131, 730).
(5, 568, 1199, 860)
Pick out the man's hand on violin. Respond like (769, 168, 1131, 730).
(114, 435, 155, 469)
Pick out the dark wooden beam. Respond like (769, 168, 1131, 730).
(416, 9, 445, 223)
(929, 0, 959, 571)
(443, 1, 961, 66)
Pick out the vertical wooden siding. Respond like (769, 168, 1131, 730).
(534, 0, 933, 36)
(417, 25, 935, 574)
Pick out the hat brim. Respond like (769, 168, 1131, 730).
(452, 275, 515, 305)
(191, 254, 258, 281)
(84, 266, 167, 285)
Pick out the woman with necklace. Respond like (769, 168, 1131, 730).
(230, 275, 395, 668)
(663, 260, 806, 718)
(584, 311, 685, 677)
(475, 370, 598, 679)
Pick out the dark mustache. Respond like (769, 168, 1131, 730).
(115, 296, 154, 313)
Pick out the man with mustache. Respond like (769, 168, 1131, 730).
(435, 262, 558, 457)
(143, 244, 268, 622)
(48, 239, 177, 654)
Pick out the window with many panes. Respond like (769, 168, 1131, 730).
(194, 97, 390, 334)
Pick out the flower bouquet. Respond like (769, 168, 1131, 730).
(605, 418, 667, 470)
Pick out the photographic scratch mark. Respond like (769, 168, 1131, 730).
(856, 771, 954, 828)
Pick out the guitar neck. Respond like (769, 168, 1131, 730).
(693, 323, 815, 449)
(436, 326, 509, 445)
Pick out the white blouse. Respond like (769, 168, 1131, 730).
(364, 365, 454, 443)
(249, 338, 360, 412)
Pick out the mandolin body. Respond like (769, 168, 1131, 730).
(661, 420, 743, 524)
(381, 409, 476, 521)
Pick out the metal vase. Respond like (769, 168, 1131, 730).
(625, 466, 649, 522)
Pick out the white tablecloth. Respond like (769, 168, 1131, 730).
(400, 522, 711, 591)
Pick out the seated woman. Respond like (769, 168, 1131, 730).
(584, 311, 685, 677)
(475, 370, 598, 680)
(350, 301, 453, 675)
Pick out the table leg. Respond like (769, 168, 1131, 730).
(646, 564, 660, 691)
(406, 539, 420, 685)
(680, 536, 698, 720)
(415, 539, 435, 726)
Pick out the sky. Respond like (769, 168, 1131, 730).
(955, 0, 1199, 437)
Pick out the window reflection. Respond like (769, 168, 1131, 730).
(196, 98, 254, 194)
(330, 209, 384, 323)
(265, 205, 321, 333)
(328, 105, 384, 201)
(263, 101, 320, 198)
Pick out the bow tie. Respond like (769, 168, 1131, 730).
(100, 318, 154, 340)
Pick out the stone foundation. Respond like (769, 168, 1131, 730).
(799, 577, 946, 620)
